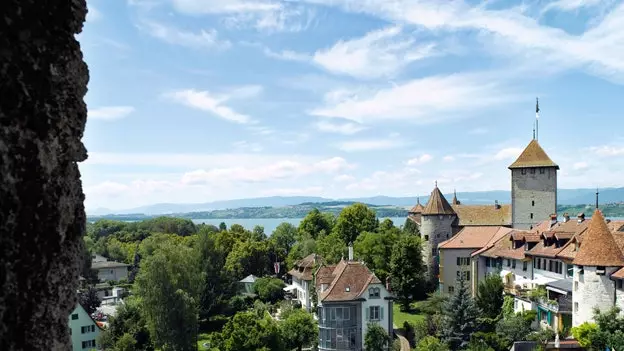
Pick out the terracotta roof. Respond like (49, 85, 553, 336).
(508, 139, 559, 169)
(573, 210, 624, 266)
(439, 226, 512, 249)
(510, 232, 541, 242)
(288, 253, 324, 281)
(480, 232, 518, 258)
(318, 260, 382, 302)
(407, 214, 422, 225)
(611, 267, 624, 279)
(316, 265, 336, 285)
(422, 186, 456, 215)
(452, 204, 512, 226)
(409, 198, 425, 214)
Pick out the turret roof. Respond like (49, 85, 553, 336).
(573, 209, 624, 266)
(508, 139, 559, 169)
(422, 186, 456, 215)
(409, 197, 425, 214)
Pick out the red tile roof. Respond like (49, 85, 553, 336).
(318, 260, 382, 302)
(439, 226, 512, 249)
(409, 198, 425, 214)
(573, 210, 624, 266)
(508, 139, 559, 169)
(288, 253, 324, 281)
(422, 186, 456, 215)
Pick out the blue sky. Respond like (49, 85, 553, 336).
(79, 0, 624, 211)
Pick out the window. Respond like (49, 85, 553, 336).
(618, 280, 623, 289)
(424, 235, 429, 241)
(512, 260, 516, 269)
(537, 258, 541, 270)
(597, 266, 606, 275)
(448, 286, 455, 294)
(369, 306, 381, 321)
(532, 200, 535, 207)
(530, 168, 535, 174)
(540, 168, 545, 174)
(523, 261, 527, 271)
(579, 266, 584, 275)
(506, 259, 510, 267)
(457, 257, 470, 266)
(71, 313, 78, 320)
(81, 325, 95, 334)
(486, 257, 491, 267)
(432, 248, 437, 256)
(567, 264, 574, 277)
(530, 213, 534, 219)
(574, 302, 579, 312)
(369, 287, 380, 299)
(521, 169, 526, 175)
(514, 300, 518, 309)
(82, 340, 96, 349)
(574, 281, 578, 291)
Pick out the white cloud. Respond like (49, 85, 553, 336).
(303, 0, 624, 84)
(493, 147, 524, 160)
(166, 89, 253, 124)
(589, 145, 624, 156)
(335, 138, 408, 152)
(86, 4, 102, 22)
(263, 47, 310, 62)
(312, 26, 436, 79)
(170, 0, 280, 14)
(310, 73, 518, 124)
(232, 141, 263, 153)
(542, 0, 605, 13)
(314, 120, 366, 135)
(572, 161, 589, 170)
(443, 155, 455, 162)
(139, 20, 231, 50)
(406, 154, 434, 166)
(88, 106, 135, 121)
(334, 174, 356, 182)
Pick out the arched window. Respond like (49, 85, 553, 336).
(369, 287, 380, 299)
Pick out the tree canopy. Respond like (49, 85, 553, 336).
(333, 203, 378, 244)
(364, 322, 392, 351)
(390, 234, 426, 310)
(476, 273, 504, 320)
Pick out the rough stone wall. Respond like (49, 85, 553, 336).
(573, 266, 617, 326)
(421, 215, 455, 279)
(0, 1, 89, 350)
(511, 167, 557, 229)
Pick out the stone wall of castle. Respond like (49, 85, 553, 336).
(511, 167, 557, 229)
(421, 214, 456, 278)
(573, 266, 617, 326)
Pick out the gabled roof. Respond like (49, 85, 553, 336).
(452, 204, 512, 226)
(318, 260, 382, 302)
(239, 274, 257, 283)
(422, 186, 456, 216)
(439, 226, 512, 250)
(508, 139, 559, 169)
(288, 254, 324, 281)
(480, 230, 529, 260)
(91, 261, 130, 269)
(573, 210, 624, 266)
(409, 197, 425, 214)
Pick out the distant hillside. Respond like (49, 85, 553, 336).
(88, 187, 624, 216)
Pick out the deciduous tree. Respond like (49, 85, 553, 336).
(254, 277, 286, 304)
(390, 235, 426, 310)
(364, 322, 392, 351)
(213, 311, 284, 351)
(78, 286, 101, 315)
(298, 208, 333, 240)
(280, 309, 318, 351)
(476, 274, 504, 319)
(333, 203, 378, 244)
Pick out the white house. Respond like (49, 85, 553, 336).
(288, 253, 323, 311)
(315, 254, 393, 351)
(68, 303, 102, 351)
(91, 260, 130, 282)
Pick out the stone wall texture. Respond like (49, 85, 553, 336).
(0, 1, 89, 350)
(421, 214, 456, 278)
(511, 168, 557, 229)
(573, 266, 617, 326)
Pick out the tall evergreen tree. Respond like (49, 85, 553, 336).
(441, 278, 480, 350)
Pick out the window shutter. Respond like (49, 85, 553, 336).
(456, 257, 460, 265)
(366, 307, 370, 320)
(380, 307, 384, 320)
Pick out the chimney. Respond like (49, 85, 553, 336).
(550, 213, 557, 227)
(563, 213, 570, 223)
(386, 276, 391, 292)
(577, 212, 585, 223)
(494, 200, 501, 209)
(348, 242, 353, 261)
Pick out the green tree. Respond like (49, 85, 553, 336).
(135, 242, 203, 351)
(403, 217, 420, 236)
(280, 309, 318, 351)
(390, 235, 426, 310)
(78, 286, 102, 315)
(364, 322, 392, 351)
(501, 295, 514, 318)
(528, 328, 555, 351)
(441, 278, 480, 350)
(219, 222, 227, 231)
(354, 223, 400, 282)
(98, 297, 152, 351)
(253, 277, 286, 304)
(225, 240, 270, 279)
(416, 336, 449, 351)
(196, 231, 235, 320)
(476, 274, 504, 319)
(213, 311, 283, 351)
(252, 225, 267, 241)
(334, 203, 378, 244)
(316, 231, 346, 264)
(114, 333, 137, 351)
(286, 235, 317, 269)
(571, 322, 598, 348)
(298, 208, 333, 240)
(270, 222, 298, 262)
(495, 313, 532, 349)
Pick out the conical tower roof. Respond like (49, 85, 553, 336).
(409, 197, 425, 214)
(508, 139, 559, 169)
(422, 186, 456, 216)
(573, 209, 624, 266)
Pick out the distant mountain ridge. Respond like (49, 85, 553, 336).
(88, 187, 624, 216)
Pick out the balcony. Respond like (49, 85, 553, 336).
(537, 296, 572, 313)
(504, 283, 531, 297)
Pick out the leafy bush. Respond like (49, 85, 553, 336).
(253, 277, 286, 304)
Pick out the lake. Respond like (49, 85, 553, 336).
(190, 216, 408, 235)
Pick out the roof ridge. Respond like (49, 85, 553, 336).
(320, 260, 348, 301)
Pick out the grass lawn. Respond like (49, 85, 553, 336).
(392, 301, 426, 327)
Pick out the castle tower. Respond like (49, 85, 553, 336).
(408, 197, 425, 224)
(421, 184, 457, 280)
(572, 209, 624, 326)
(509, 139, 559, 229)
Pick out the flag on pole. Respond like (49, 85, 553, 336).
(536, 97, 540, 118)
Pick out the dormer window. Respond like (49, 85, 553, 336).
(345, 286, 350, 292)
(369, 287, 380, 299)
(597, 266, 606, 275)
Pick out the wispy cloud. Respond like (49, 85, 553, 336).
(88, 106, 135, 121)
(589, 145, 624, 156)
(165, 88, 260, 124)
(138, 20, 231, 50)
(406, 154, 433, 166)
(541, 0, 606, 14)
(335, 138, 407, 152)
(314, 120, 366, 135)
(310, 73, 518, 124)
(86, 4, 102, 23)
